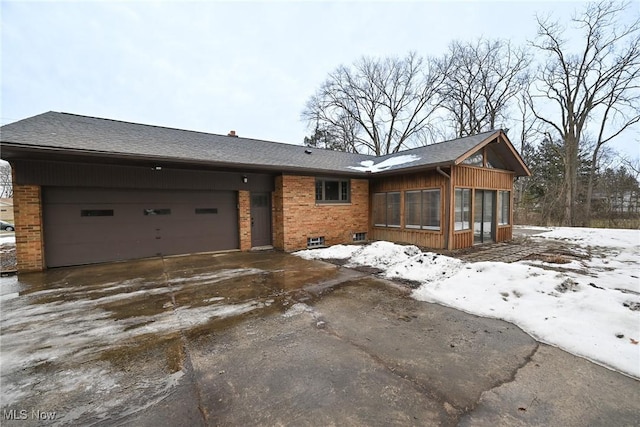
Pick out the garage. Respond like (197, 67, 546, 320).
(43, 187, 239, 267)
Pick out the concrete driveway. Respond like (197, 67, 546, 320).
(1, 251, 637, 426)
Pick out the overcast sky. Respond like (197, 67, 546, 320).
(1, 1, 638, 159)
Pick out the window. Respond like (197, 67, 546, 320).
(81, 209, 113, 217)
(315, 179, 350, 203)
(373, 192, 401, 227)
(353, 232, 367, 242)
(498, 191, 510, 225)
(373, 193, 387, 226)
(454, 189, 471, 230)
(307, 236, 325, 247)
(462, 151, 484, 166)
(144, 208, 171, 215)
(195, 208, 218, 214)
(486, 147, 506, 169)
(462, 146, 507, 169)
(405, 189, 441, 230)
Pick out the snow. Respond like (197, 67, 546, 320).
(0, 234, 15, 245)
(295, 227, 640, 379)
(536, 226, 639, 248)
(347, 154, 420, 172)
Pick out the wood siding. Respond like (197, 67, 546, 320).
(453, 165, 514, 189)
(451, 165, 515, 249)
(453, 231, 473, 249)
(370, 167, 516, 250)
(496, 226, 512, 242)
(370, 170, 449, 249)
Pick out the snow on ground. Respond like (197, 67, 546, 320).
(0, 234, 15, 245)
(295, 227, 640, 379)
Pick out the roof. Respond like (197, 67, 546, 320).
(0, 112, 530, 176)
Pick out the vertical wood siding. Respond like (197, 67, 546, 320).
(370, 171, 448, 249)
(452, 165, 515, 248)
(453, 231, 473, 249)
(453, 166, 514, 189)
(496, 226, 512, 242)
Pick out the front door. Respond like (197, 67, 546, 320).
(474, 190, 495, 244)
(250, 192, 272, 247)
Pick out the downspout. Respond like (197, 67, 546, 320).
(436, 167, 451, 250)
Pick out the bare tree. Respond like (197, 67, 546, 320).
(513, 90, 544, 223)
(437, 38, 530, 137)
(528, 1, 640, 226)
(301, 52, 447, 155)
(0, 162, 12, 198)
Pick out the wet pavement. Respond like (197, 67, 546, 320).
(1, 250, 638, 426)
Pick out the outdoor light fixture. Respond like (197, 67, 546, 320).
(242, 175, 248, 183)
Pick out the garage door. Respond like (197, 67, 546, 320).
(43, 187, 239, 267)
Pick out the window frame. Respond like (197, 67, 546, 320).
(454, 188, 471, 231)
(404, 188, 441, 231)
(372, 191, 401, 228)
(498, 190, 510, 225)
(307, 236, 325, 248)
(315, 178, 351, 203)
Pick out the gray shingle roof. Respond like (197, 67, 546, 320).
(0, 112, 527, 176)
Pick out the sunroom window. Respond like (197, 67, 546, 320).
(405, 189, 441, 230)
(454, 188, 471, 230)
(373, 192, 401, 227)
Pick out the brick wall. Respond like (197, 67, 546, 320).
(238, 190, 251, 251)
(13, 184, 45, 272)
(273, 175, 369, 251)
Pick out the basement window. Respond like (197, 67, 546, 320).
(353, 232, 367, 242)
(81, 209, 114, 217)
(307, 236, 325, 248)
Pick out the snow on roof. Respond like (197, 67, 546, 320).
(347, 154, 421, 173)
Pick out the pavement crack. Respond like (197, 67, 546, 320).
(462, 342, 541, 419)
(321, 325, 461, 426)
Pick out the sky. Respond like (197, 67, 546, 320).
(1, 0, 638, 160)
(296, 227, 640, 379)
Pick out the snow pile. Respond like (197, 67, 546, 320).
(295, 228, 640, 378)
(297, 241, 463, 283)
(0, 234, 15, 245)
(347, 155, 420, 173)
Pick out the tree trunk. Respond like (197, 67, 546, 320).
(562, 135, 579, 226)
(584, 145, 601, 227)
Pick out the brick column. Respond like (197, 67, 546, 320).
(13, 184, 45, 272)
(238, 190, 251, 251)
(272, 176, 285, 250)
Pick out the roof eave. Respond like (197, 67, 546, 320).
(454, 130, 531, 177)
(0, 143, 370, 177)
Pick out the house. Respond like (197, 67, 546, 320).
(0, 112, 530, 272)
